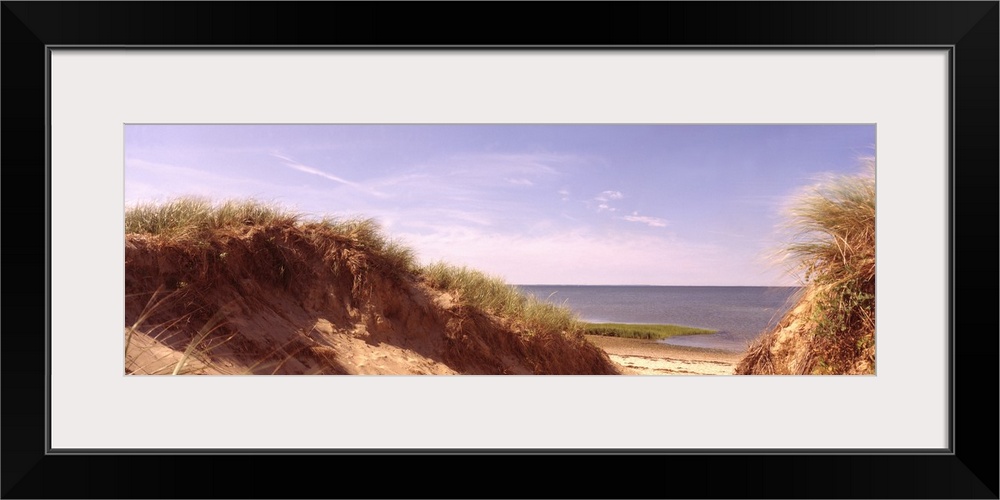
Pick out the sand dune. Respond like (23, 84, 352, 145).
(125, 223, 619, 375)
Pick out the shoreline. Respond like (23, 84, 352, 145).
(585, 334, 744, 375)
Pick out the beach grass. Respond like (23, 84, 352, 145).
(316, 215, 419, 277)
(783, 160, 875, 366)
(737, 159, 876, 374)
(421, 262, 581, 335)
(126, 196, 418, 276)
(582, 322, 716, 340)
(125, 197, 297, 237)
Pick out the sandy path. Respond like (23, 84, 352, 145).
(585, 335, 744, 375)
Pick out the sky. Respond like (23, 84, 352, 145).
(124, 124, 875, 286)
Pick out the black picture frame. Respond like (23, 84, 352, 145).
(3, 2, 997, 498)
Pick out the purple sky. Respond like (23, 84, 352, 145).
(125, 124, 875, 285)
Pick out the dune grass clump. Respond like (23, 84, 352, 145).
(125, 197, 297, 237)
(316, 216, 418, 277)
(421, 262, 581, 335)
(786, 164, 876, 292)
(788, 163, 874, 339)
(582, 322, 716, 340)
(794, 163, 875, 372)
(125, 197, 418, 276)
(739, 160, 875, 374)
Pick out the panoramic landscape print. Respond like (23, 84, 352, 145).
(124, 124, 875, 375)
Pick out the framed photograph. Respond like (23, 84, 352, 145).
(4, 2, 996, 498)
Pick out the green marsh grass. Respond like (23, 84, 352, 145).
(582, 322, 716, 340)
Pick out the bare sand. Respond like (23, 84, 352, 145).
(585, 335, 744, 375)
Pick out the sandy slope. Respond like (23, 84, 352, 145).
(125, 227, 619, 375)
(584, 335, 743, 375)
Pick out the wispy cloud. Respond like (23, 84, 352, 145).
(450, 152, 575, 175)
(622, 212, 668, 228)
(271, 152, 387, 198)
(405, 208, 495, 228)
(364, 152, 574, 204)
(594, 190, 623, 212)
(434, 152, 574, 190)
(558, 189, 570, 201)
(596, 190, 623, 201)
(506, 178, 534, 187)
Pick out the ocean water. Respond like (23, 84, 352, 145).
(515, 285, 802, 352)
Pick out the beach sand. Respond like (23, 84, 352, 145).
(585, 335, 743, 375)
